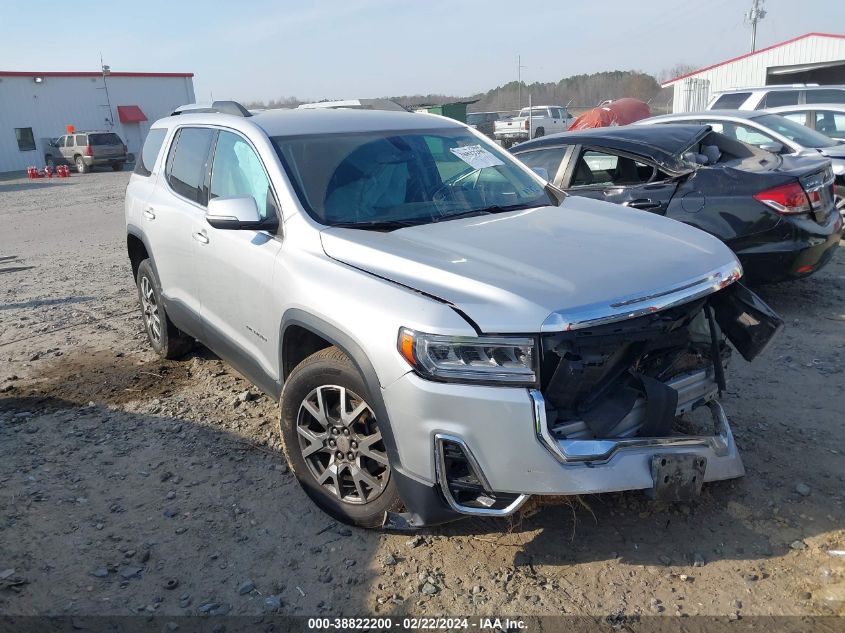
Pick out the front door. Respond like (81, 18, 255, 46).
(564, 148, 679, 214)
(193, 129, 283, 393)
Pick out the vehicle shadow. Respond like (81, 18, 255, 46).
(0, 388, 384, 616)
(0, 180, 75, 193)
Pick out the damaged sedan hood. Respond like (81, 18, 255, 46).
(320, 197, 741, 333)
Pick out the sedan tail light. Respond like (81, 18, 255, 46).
(753, 181, 811, 214)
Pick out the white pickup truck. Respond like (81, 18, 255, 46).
(494, 105, 573, 148)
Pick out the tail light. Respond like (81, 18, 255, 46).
(753, 182, 811, 214)
(84, 145, 93, 157)
(523, 120, 529, 130)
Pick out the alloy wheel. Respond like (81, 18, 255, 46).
(140, 276, 162, 344)
(296, 385, 389, 504)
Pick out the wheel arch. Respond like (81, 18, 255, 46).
(126, 226, 154, 282)
(278, 309, 460, 526)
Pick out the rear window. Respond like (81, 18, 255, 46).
(807, 89, 845, 105)
(89, 133, 123, 146)
(165, 127, 215, 204)
(711, 92, 751, 109)
(134, 128, 168, 177)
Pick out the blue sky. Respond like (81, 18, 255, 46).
(2, 0, 843, 102)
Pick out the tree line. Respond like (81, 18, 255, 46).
(244, 68, 686, 114)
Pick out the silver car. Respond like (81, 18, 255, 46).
(45, 130, 129, 173)
(125, 101, 781, 528)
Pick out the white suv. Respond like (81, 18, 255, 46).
(707, 85, 845, 110)
(125, 101, 781, 528)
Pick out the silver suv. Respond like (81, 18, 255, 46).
(125, 101, 782, 528)
(45, 130, 129, 173)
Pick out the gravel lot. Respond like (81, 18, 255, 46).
(2, 170, 845, 620)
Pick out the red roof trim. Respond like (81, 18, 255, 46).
(0, 71, 193, 78)
(661, 32, 845, 87)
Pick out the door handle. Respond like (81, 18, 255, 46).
(142, 206, 156, 220)
(625, 199, 662, 210)
(192, 230, 209, 245)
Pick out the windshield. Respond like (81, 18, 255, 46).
(272, 128, 554, 228)
(755, 113, 838, 148)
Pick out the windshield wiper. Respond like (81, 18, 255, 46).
(328, 220, 420, 231)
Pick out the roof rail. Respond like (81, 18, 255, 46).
(171, 100, 252, 117)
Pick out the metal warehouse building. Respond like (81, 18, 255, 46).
(0, 70, 194, 173)
(663, 32, 845, 112)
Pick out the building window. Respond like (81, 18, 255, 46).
(15, 128, 36, 151)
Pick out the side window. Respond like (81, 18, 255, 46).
(134, 128, 168, 177)
(782, 111, 809, 126)
(712, 92, 751, 109)
(760, 91, 799, 108)
(732, 123, 777, 146)
(516, 147, 567, 182)
(209, 131, 275, 220)
(815, 111, 845, 135)
(807, 89, 845, 105)
(14, 128, 36, 151)
(66, 136, 75, 148)
(165, 127, 215, 205)
(75, 134, 87, 146)
(572, 150, 654, 187)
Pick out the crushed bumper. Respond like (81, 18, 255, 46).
(381, 372, 745, 519)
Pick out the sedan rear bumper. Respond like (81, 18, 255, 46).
(736, 210, 843, 282)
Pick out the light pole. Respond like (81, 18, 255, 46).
(745, 0, 766, 52)
(517, 55, 527, 109)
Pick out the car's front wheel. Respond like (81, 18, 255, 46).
(280, 347, 400, 528)
(135, 259, 193, 359)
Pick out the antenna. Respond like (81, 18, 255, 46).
(744, 0, 767, 52)
(98, 52, 115, 129)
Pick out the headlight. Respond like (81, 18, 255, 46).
(398, 328, 537, 385)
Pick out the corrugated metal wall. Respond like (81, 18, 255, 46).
(670, 35, 845, 112)
(0, 75, 195, 172)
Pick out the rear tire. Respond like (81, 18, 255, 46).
(75, 156, 89, 174)
(533, 127, 545, 139)
(112, 162, 125, 172)
(279, 347, 400, 528)
(135, 259, 193, 359)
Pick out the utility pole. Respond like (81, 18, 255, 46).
(745, 0, 766, 52)
(517, 55, 527, 109)
(98, 52, 115, 129)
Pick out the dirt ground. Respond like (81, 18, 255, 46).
(2, 170, 845, 620)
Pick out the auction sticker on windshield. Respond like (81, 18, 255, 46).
(450, 144, 504, 169)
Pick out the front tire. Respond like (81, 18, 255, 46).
(75, 156, 89, 174)
(112, 162, 125, 172)
(279, 347, 400, 528)
(45, 156, 56, 168)
(135, 259, 193, 359)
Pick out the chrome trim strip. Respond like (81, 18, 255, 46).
(531, 390, 733, 465)
(433, 433, 529, 517)
(541, 261, 742, 332)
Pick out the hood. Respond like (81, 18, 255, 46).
(320, 198, 740, 333)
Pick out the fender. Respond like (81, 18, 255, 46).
(279, 309, 461, 527)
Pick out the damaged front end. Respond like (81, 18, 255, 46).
(534, 279, 782, 499)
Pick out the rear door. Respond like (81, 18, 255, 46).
(193, 129, 283, 392)
(562, 147, 679, 214)
(142, 126, 215, 335)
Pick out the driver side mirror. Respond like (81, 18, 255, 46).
(759, 142, 784, 154)
(206, 195, 277, 231)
